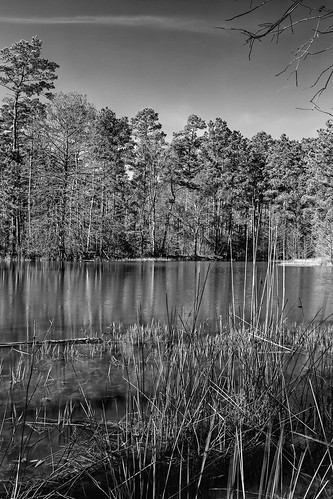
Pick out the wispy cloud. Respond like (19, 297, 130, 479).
(0, 14, 218, 34)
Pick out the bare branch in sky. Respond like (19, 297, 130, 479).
(222, 1, 333, 110)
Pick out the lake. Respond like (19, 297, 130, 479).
(1, 260, 333, 342)
(1, 260, 333, 497)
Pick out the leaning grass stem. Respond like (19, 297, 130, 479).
(265, 420, 284, 499)
(287, 450, 306, 499)
(195, 411, 216, 499)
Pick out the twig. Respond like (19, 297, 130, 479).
(0, 337, 104, 348)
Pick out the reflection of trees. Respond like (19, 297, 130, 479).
(2, 263, 333, 341)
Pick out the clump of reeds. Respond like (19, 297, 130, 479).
(1, 317, 332, 498)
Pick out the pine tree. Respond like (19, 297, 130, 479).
(305, 121, 333, 262)
(91, 107, 132, 257)
(0, 36, 59, 256)
(130, 108, 167, 256)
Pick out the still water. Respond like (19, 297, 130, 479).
(1, 260, 333, 342)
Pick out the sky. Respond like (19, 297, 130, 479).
(0, 0, 331, 141)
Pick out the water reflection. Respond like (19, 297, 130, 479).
(0, 261, 333, 341)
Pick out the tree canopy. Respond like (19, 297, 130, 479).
(0, 36, 331, 262)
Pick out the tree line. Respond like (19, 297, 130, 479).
(0, 36, 332, 262)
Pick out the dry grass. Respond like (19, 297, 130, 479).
(0, 316, 332, 498)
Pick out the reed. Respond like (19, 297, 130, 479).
(0, 262, 333, 498)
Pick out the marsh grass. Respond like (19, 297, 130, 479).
(1, 262, 333, 497)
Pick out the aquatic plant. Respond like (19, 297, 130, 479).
(0, 311, 332, 498)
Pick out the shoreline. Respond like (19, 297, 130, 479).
(1, 256, 332, 266)
(279, 258, 332, 267)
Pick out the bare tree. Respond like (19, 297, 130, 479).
(222, 1, 333, 113)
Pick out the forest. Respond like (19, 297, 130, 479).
(0, 36, 332, 262)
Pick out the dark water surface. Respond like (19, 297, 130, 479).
(1, 260, 333, 341)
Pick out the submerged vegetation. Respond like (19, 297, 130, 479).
(1, 313, 333, 498)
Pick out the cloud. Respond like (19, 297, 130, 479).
(0, 14, 219, 34)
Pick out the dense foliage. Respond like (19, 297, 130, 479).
(0, 37, 330, 261)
